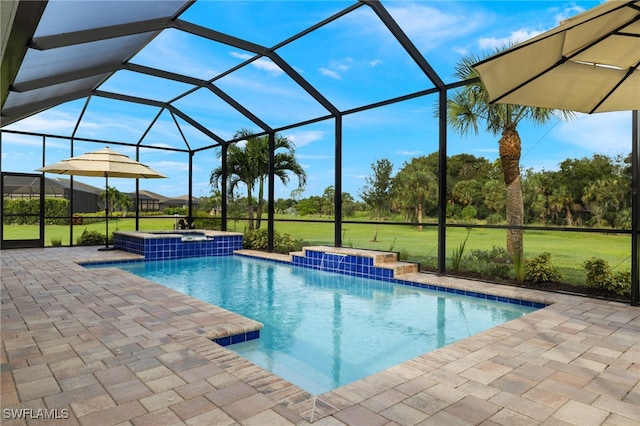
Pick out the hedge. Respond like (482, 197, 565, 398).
(3, 197, 70, 225)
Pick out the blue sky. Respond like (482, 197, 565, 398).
(2, 0, 632, 201)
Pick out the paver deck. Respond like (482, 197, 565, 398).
(1, 247, 638, 425)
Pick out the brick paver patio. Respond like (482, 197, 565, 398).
(1, 247, 638, 425)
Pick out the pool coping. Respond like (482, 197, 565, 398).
(234, 250, 547, 309)
(2, 247, 639, 425)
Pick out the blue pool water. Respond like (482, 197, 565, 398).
(105, 256, 537, 394)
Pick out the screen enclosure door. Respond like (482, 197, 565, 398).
(1, 172, 45, 249)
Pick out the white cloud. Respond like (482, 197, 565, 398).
(549, 3, 586, 25)
(553, 112, 632, 154)
(287, 130, 324, 148)
(133, 30, 223, 78)
(453, 47, 469, 56)
(319, 58, 354, 80)
(385, 3, 487, 52)
(230, 51, 284, 76)
(368, 59, 383, 68)
(319, 67, 341, 80)
(478, 29, 544, 50)
(331, 58, 353, 72)
(397, 150, 421, 156)
(477, 3, 586, 52)
(4, 110, 79, 135)
(2, 132, 64, 149)
(147, 160, 190, 173)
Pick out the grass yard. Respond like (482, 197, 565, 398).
(4, 216, 631, 286)
(275, 220, 630, 284)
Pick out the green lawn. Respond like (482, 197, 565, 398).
(4, 216, 631, 286)
(273, 220, 630, 284)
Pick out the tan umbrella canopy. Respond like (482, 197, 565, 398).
(37, 147, 166, 250)
(38, 147, 167, 178)
(473, 0, 639, 114)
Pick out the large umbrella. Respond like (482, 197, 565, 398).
(472, 0, 639, 114)
(37, 147, 166, 250)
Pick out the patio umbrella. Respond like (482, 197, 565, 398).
(472, 0, 640, 114)
(37, 147, 166, 250)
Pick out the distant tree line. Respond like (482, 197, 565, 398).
(363, 152, 631, 229)
(216, 152, 631, 230)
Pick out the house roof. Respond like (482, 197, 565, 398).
(2, 174, 103, 195)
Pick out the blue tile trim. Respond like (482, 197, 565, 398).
(213, 329, 260, 346)
(113, 233, 243, 261)
(80, 258, 147, 268)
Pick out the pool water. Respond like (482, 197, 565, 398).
(109, 255, 537, 395)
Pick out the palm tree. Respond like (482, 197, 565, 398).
(210, 129, 306, 230)
(446, 51, 574, 260)
(210, 135, 259, 230)
(99, 186, 120, 214)
(250, 132, 307, 229)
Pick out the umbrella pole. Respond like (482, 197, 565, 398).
(98, 173, 114, 251)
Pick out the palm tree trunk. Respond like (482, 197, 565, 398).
(247, 185, 254, 231)
(565, 206, 573, 226)
(499, 125, 524, 259)
(256, 177, 264, 230)
(417, 204, 423, 232)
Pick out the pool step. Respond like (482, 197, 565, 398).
(383, 261, 419, 276)
(292, 246, 419, 278)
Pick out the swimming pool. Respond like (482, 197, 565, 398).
(104, 255, 538, 395)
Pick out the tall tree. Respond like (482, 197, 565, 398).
(446, 51, 574, 259)
(360, 159, 394, 218)
(391, 156, 438, 231)
(321, 186, 335, 216)
(557, 154, 618, 207)
(360, 158, 394, 241)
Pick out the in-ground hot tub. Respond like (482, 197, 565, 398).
(113, 230, 243, 260)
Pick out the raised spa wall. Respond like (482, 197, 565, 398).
(113, 230, 243, 260)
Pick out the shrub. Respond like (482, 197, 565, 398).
(524, 252, 562, 283)
(70, 212, 103, 225)
(3, 197, 71, 225)
(460, 205, 477, 222)
(583, 257, 630, 296)
(44, 198, 70, 225)
(3, 198, 38, 224)
(50, 237, 63, 247)
(72, 213, 84, 225)
(486, 213, 504, 224)
(463, 246, 512, 279)
(244, 228, 304, 254)
(76, 228, 106, 246)
(163, 207, 188, 215)
(191, 214, 222, 230)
